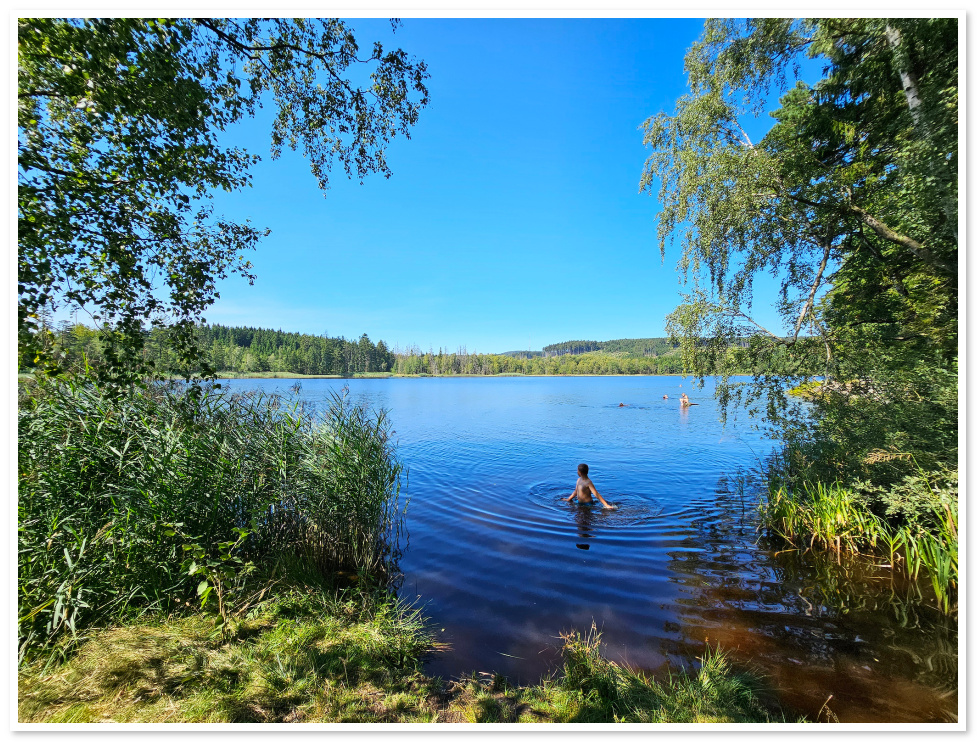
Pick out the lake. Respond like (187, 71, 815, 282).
(218, 375, 957, 723)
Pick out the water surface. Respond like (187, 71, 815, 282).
(219, 376, 957, 723)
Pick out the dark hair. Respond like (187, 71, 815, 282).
(577, 463, 588, 476)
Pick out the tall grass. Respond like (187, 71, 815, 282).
(18, 375, 406, 659)
(759, 481, 957, 613)
(555, 624, 787, 723)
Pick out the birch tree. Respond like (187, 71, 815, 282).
(19, 18, 429, 385)
(643, 18, 957, 476)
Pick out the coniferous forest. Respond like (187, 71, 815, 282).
(20, 322, 706, 378)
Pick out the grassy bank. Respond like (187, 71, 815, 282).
(19, 587, 795, 724)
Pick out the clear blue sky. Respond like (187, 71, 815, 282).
(205, 18, 787, 354)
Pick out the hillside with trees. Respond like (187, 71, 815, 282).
(541, 337, 684, 357)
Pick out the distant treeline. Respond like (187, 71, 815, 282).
(196, 325, 395, 375)
(391, 348, 686, 375)
(23, 323, 751, 378)
(541, 338, 682, 357)
(20, 322, 396, 377)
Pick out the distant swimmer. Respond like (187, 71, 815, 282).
(618, 402, 626, 407)
(662, 394, 668, 400)
(564, 463, 618, 510)
(680, 393, 690, 407)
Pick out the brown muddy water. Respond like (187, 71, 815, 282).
(222, 376, 959, 723)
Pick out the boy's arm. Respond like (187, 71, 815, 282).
(591, 488, 618, 510)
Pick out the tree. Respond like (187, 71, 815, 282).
(642, 18, 957, 479)
(19, 17, 429, 384)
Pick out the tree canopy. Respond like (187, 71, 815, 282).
(642, 18, 957, 482)
(18, 17, 429, 384)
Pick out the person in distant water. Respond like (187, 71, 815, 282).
(618, 402, 626, 407)
(564, 463, 618, 510)
(680, 393, 690, 406)
(662, 394, 668, 400)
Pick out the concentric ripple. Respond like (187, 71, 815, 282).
(217, 376, 958, 723)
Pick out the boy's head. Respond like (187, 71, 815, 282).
(577, 463, 589, 477)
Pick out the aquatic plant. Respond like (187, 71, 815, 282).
(760, 481, 883, 554)
(759, 479, 957, 614)
(555, 623, 787, 723)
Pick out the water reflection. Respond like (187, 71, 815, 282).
(215, 377, 957, 723)
(661, 487, 958, 722)
(573, 504, 596, 543)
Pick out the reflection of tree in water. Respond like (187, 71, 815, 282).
(660, 482, 958, 722)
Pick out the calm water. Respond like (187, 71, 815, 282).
(219, 376, 957, 723)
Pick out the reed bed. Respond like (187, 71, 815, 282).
(18, 376, 406, 660)
(759, 481, 957, 613)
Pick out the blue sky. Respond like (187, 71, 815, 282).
(205, 18, 788, 354)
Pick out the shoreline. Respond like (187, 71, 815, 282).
(212, 372, 693, 380)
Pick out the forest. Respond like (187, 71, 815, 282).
(20, 322, 708, 378)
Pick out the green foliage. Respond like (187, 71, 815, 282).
(392, 342, 699, 376)
(174, 525, 256, 626)
(644, 18, 958, 526)
(21, 325, 724, 378)
(18, 375, 406, 659)
(554, 625, 787, 723)
(760, 481, 884, 554)
(541, 337, 687, 358)
(19, 322, 399, 378)
(759, 475, 957, 613)
(19, 17, 429, 385)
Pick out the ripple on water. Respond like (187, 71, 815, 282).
(524, 483, 666, 527)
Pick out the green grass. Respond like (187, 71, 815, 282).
(19, 587, 439, 723)
(19, 595, 796, 724)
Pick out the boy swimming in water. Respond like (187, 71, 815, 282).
(564, 463, 618, 509)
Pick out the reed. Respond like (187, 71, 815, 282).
(18, 375, 406, 659)
(759, 480, 957, 613)
(759, 482, 883, 554)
